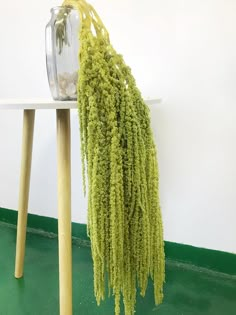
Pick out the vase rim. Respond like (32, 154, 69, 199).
(50, 6, 77, 13)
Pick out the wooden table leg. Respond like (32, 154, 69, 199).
(56, 109, 72, 315)
(15, 109, 35, 278)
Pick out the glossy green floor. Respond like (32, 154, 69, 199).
(0, 222, 236, 315)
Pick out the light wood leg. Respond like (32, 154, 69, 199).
(56, 109, 72, 315)
(15, 109, 35, 278)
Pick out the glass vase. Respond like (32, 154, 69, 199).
(45, 6, 80, 101)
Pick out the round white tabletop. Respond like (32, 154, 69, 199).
(0, 98, 161, 110)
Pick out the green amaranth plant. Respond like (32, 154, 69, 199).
(62, 1, 165, 314)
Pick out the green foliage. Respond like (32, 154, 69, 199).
(63, 1, 165, 314)
(55, 5, 73, 54)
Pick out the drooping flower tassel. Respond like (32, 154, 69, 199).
(62, 1, 165, 314)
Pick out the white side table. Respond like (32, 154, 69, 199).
(0, 98, 161, 315)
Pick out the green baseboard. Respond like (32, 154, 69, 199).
(0, 207, 235, 276)
(0, 207, 89, 241)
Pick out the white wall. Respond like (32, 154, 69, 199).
(0, 0, 235, 253)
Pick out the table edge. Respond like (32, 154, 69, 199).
(0, 98, 162, 110)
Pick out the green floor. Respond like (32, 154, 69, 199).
(0, 222, 235, 315)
